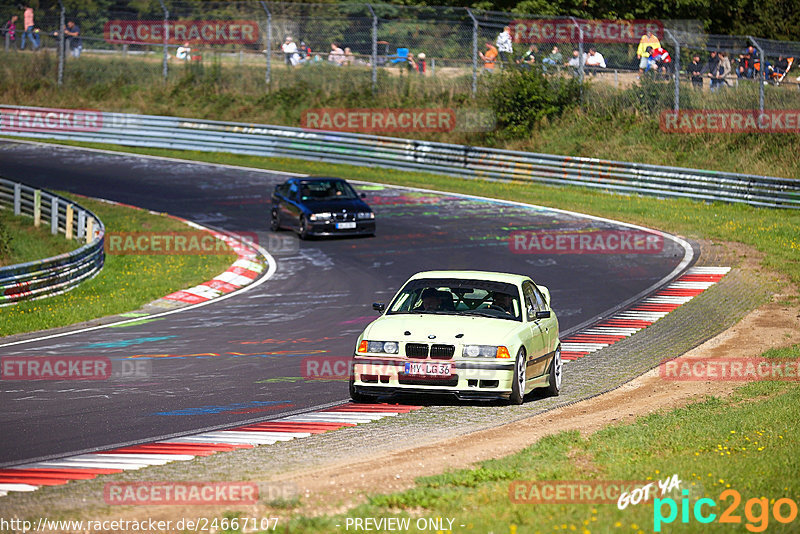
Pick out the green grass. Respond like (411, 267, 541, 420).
(281, 346, 800, 533)
(0, 194, 236, 337)
(0, 208, 77, 266)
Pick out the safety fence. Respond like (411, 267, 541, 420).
(0, 177, 105, 306)
(1, 106, 797, 210)
(2, 2, 800, 114)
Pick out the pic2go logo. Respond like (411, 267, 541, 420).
(653, 489, 799, 532)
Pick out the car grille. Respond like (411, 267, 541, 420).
(333, 211, 355, 222)
(405, 343, 429, 358)
(399, 376, 459, 387)
(430, 344, 455, 359)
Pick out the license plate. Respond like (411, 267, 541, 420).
(336, 222, 357, 229)
(404, 362, 453, 378)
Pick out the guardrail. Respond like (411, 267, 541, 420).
(0, 105, 798, 209)
(0, 177, 105, 306)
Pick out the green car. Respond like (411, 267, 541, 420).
(350, 271, 561, 404)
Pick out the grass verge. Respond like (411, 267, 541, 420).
(0, 193, 236, 337)
(0, 209, 77, 266)
(285, 345, 800, 533)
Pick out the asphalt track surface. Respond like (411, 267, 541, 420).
(0, 141, 690, 466)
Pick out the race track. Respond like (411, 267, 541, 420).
(0, 141, 691, 465)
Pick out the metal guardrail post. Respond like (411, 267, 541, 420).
(748, 36, 765, 114)
(366, 4, 377, 94)
(259, 1, 271, 89)
(57, 0, 65, 87)
(13, 183, 21, 215)
(466, 8, 478, 97)
(157, 0, 169, 82)
(665, 29, 680, 112)
(51, 197, 58, 235)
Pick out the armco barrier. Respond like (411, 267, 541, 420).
(0, 178, 105, 306)
(1, 106, 798, 209)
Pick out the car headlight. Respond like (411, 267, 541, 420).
(310, 212, 333, 221)
(357, 212, 375, 220)
(462, 345, 511, 358)
(359, 340, 399, 354)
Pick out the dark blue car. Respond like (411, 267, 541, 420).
(270, 177, 376, 239)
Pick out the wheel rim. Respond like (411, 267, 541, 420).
(516, 352, 526, 394)
(553, 347, 562, 390)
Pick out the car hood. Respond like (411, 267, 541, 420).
(303, 199, 370, 213)
(362, 314, 521, 344)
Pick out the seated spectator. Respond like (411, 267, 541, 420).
(176, 41, 191, 60)
(415, 52, 426, 74)
(517, 44, 536, 68)
(565, 49, 581, 75)
(738, 45, 756, 78)
(637, 29, 660, 75)
(542, 46, 563, 73)
(328, 42, 344, 65)
(343, 47, 354, 66)
(648, 46, 672, 79)
(282, 36, 298, 66)
(689, 54, 703, 88)
(704, 50, 720, 89)
(479, 42, 498, 71)
(584, 47, 606, 73)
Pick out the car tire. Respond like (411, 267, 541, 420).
(546, 345, 562, 397)
(349, 376, 376, 404)
(270, 210, 281, 231)
(299, 216, 310, 240)
(509, 347, 526, 405)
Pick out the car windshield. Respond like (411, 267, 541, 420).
(299, 180, 358, 201)
(387, 278, 522, 321)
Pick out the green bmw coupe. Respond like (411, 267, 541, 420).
(350, 271, 561, 404)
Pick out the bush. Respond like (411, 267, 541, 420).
(0, 215, 12, 263)
(486, 67, 582, 139)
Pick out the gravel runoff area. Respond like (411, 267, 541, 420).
(0, 239, 779, 520)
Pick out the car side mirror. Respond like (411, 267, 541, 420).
(535, 310, 551, 319)
(373, 302, 386, 313)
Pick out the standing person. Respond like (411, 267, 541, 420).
(637, 29, 660, 74)
(689, 54, 703, 88)
(717, 51, 732, 88)
(738, 45, 756, 78)
(479, 42, 498, 71)
(2, 15, 17, 49)
(64, 20, 81, 57)
(20, 4, 39, 51)
(495, 25, 513, 66)
(415, 52, 426, 74)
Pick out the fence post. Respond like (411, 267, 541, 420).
(749, 36, 765, 115)
(13, 183, 21, 215)
(65, 205, 74, 240)
(157, 0, 169, 82)
(51, 197, 59, 235)
(466, 8, 478, 97)
(57, 0, 65, 87)
(366, 4, 377, 94)
(33, 190, 41, 227)
(259, 1, 271, 89)
(665, 29, 680, 112)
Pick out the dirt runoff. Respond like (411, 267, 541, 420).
(281, 292, 800, 517)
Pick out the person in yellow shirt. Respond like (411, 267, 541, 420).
(637, 29, 660, 74)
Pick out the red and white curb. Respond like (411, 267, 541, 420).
(560, 266, 730, 362)
(0, 404, 421, 498)
(159, 221, 264, 305)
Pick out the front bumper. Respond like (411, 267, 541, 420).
(351, 355, 515, 399)
(308, 220, 375, 236)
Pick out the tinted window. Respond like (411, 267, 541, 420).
(388, 278, 521, 321)
(299, 180, 358, 201)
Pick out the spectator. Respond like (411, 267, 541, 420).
(343, 47, 354, 66)
(542, 46, 563, 73)
(298, 41, 311, 62)
(712, 51, 732, 92)
(176, 41, 191, 60)
(773, 55, 789, 77)
(479, 42, 498, 71)
(689, 54, 703, 88)
(584, 47, 606, 73)
(738, 45, 756, 78)
(281, 36, 298, 66)
(496, 25, 513, 66)
(328, 42, 344, 65)
(636, 29, 660, 74)
(517, 44, 536, 68)
(648, 46, 672, 79)
(415, 52, 426, 74)
(704, 51, 720, 90)
(62, 20, 81, 57)
(566, 49, 581, 75)
(20, 3, 39, 51)
(2, 15, 17, 48)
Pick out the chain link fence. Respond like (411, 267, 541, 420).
(2, 2, 800, 118)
